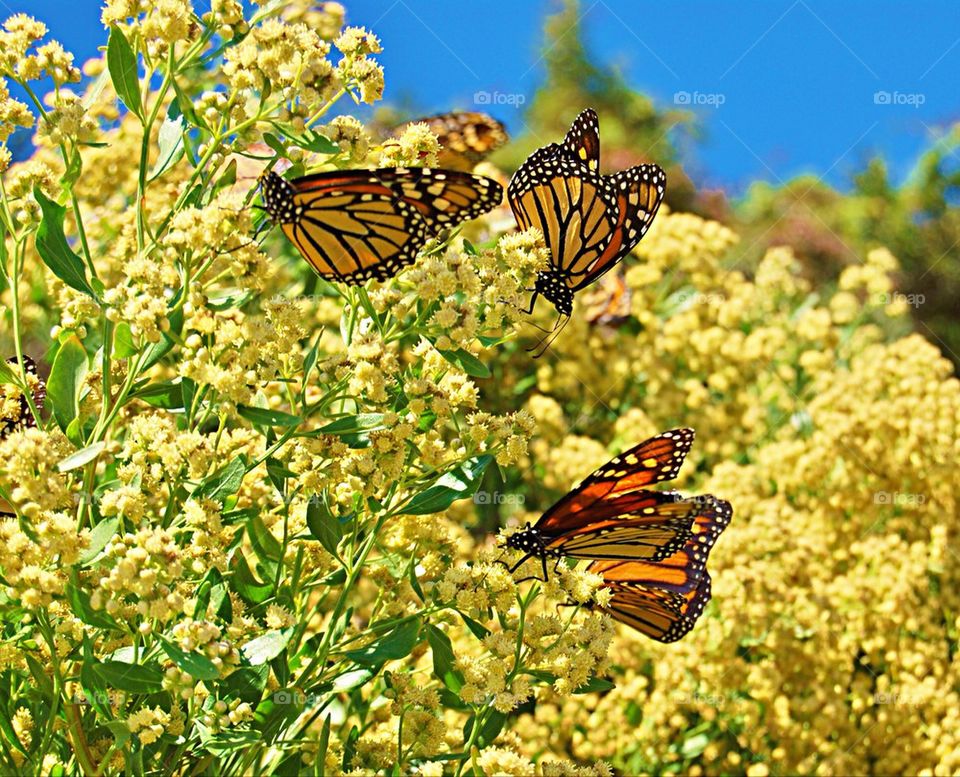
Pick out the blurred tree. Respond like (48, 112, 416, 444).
(494, 0, 699, 212)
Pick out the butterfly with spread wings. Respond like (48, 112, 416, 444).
(503, 428, 732, 642)
(391, 111, 509, 171)
(507, 108, 665, 355)
(258, 166, 503, 285)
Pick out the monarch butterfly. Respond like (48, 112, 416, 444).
(582, 271, 632, 327)
(258, 166, 503, 285)
(1, 355, 45, 517)
(507, 108, 665, 354)
(391, 111, 509, 171)
(504, 428, 730, 585)
(588, 560, 715, 643)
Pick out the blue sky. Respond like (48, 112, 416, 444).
(18, 0, 960, 194)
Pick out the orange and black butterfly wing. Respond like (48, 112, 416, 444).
(560, 108, 600, 170)
(547, 494, 702, 562)
(597, 572, 713, 643)
(261, 168, 502, 285)
(582, 271, 631, 326)
(393, 112, 509, 170)
(584, 495, 732, 594)
(508, 151, 619, 282)
(534, 429, 696, 535)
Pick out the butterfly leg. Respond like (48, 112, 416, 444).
(528, 314, 569, 358)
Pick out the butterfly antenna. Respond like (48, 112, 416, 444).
(528, 314, 569, 358)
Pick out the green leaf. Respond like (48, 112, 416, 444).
(149, 100, 185, 180)
(317, 413, 385, 435)
(132, 380, 184, 409)
(34, 187, 96, 298)
(47, 336, 88, 432)
(92, 660, 162, 693)
(0, 359, 15, 385)
(575, 677, 616, 694)
(66, 577, 119, 630)
(476, 710, 507, 748)
(237, 405, 302, 427)
(306, 497, 343, 558)
(157, 635, 220, 681)
(246, 514, 281, 574)
(221, 665, 268, 704)
(681, 732, 711, 759)
(462, 238, 478, 255)
(399, 455, 493, 515)
(230, 551, 272, 604)
(241, 628, 293, 666)
(194, 456, 246, 504)
(288, 129, 339, 155)
(79, 516, 119, 566)
(457, 611, 490, 640)
(437, 347, 491, 379)
(60, 150, 83, 188)
(330, 667, 375, 693)
(57, 441, 105, 472)
(112, 322, 137, 359)
(107, 26, 142, 119)
(78, 635, 112, 717)
(344, 618, 420, 666)
(426, 624, 463, 692)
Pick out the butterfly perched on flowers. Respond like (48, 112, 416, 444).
(503, 428, 731, 641)
(391, 111, 509, 171)
(258, 167, 503, 285)
(507, 108, 665, 354)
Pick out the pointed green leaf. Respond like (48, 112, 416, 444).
(57, 441, 105, 472)
(238, 405, 302, 427)
(241, 628, 293, 666)
(398, 455, 493, 515)
(306, 496, 343, 558)
(149, 100, 185, 180)
(34, 187, 96, 298)
(47, 335, 88, 432)
(344, 618, 420, 666)
(107, 26, 142, 119)
(92, 660, 162, 693)
(157, 635, 220, 681)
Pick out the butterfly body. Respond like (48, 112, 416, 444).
(258, 166, 502, 285)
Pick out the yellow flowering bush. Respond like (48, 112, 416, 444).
(0, 3, 957, 776)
